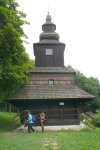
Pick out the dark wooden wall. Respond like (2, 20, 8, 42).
(27, 73, 75, 85)
(34, 44, 64, 67)
(10, 99, 89, 126)
(17, 99, 80, 126)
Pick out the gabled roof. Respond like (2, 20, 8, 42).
(28, 67, 76, 74)
(6, 85, 95, 100)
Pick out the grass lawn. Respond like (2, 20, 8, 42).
(0, 112, 20, 133)
(0, 129, 100, 150)
(0, 112, 100, 150)
(0, 132, 46, 150)
(57, 128, 100, 150)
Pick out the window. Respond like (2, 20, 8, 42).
(49, 80, 54, 85)
(46, 49, 53, 55)
(59, 102, 64, 105)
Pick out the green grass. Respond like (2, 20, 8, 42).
(0, 112, 100, 150)
(0, 132, 46, 150)
(57, 128, 100, 150)
(1, 130, 100, 150)
(42, 129, 100, 150)
(0, 112, 20, 133)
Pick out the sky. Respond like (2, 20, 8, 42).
(17, 0, 100, 80)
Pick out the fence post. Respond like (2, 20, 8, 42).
(54, 106, 55, 120)
(78, 108, 80, 121)
(4, 101, 7, 112)
(61, 109, 62, 120)
(94, 119, 95, 130)
(12, 117, 14, 132)
(24, 110, 25, 124)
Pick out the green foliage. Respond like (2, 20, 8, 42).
(29, 59, 35, 68)
(85, 120, 91, 126)
(80, 113, 85, 121)
(65, 65, 100, 112)
(0, 0, 33, 102)
(91, 109, 100, 127)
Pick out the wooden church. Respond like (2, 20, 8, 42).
(6, 13, 95, 126)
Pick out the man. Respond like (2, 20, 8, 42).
(27, 111, 36, 133)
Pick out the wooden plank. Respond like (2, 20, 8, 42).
(35, 45, 64, 67)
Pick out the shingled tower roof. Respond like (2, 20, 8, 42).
(5, 13, 96, 102)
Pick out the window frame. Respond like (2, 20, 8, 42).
(45, 49, 53, 56)
(49, 79, 54, 85)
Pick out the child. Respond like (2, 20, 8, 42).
(27, 111, 36, 133)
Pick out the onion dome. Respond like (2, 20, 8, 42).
(39, 13, 60, 41)
(46, 12, 52, 21)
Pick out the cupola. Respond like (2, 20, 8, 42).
(40, 12, 59, 41)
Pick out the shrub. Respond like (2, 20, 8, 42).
(91, 108, 100, 127)
(85, 120, 91, 125)
(80, 113, 85, 121)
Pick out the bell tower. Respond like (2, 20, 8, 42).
(33, 13, 65, 67)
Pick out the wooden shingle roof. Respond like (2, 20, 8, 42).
(6, 85, 95, 100)
(29, 67, 76, 74)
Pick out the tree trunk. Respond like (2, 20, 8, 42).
(4, 101, 7, 112)
(9, 103, 11, 113)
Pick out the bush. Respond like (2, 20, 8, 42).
(91, 108, 100, 127)
(80, 113, 85, 121)
(85, 120, 91, 125)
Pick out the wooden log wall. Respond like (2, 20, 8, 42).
(27, 74, 75, 85)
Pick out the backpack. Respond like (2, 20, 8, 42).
(32, 115, 36, 122)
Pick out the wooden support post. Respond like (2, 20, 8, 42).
(37, 112, 46, 132)
(78, 108, 80, 124)
(40, 120, 44, 132)
(9, 103, 11, 113)
(54, 106, 55, 120)
(94, 119, 95, 130)
(4, 101, 7, 112)
(13, 117, 14, 132)
(24, 111, 25, 124)
(61, 109, 62, 120)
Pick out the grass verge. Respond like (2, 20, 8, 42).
(0, 132, 46, 150)
(57, 128, 100, 150)
(0, 112, 100, 150)
(0, 112, 20, 133)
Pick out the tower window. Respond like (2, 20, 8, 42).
(46, 49, 53, 55)
(49, 79, 54, 85)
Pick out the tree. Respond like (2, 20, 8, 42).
(65, 65, 100, 112)
(29, 59, 35, 68)
(0, 0, 33, 102)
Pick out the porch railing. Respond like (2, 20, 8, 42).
(12, 108, 95, 132)
(80, 109, 95, 130)
(12, 108, 80, 132)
